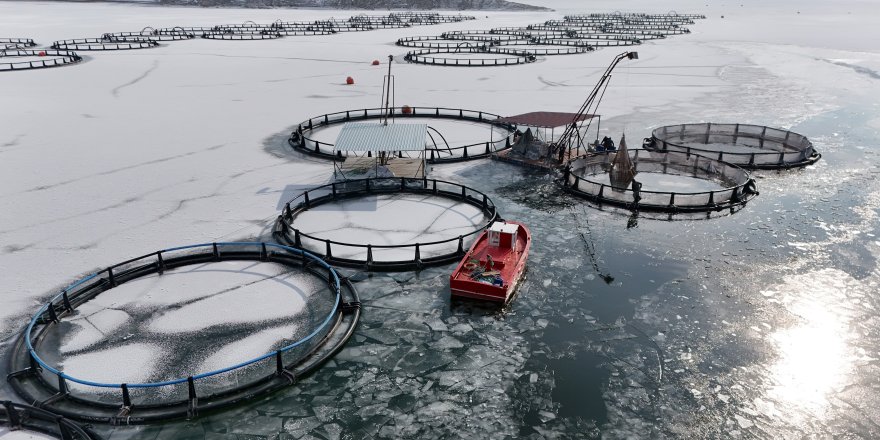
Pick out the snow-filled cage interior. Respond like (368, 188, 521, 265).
(6, 242, 360, 423)
(648, 123, 820, 169)
(565, 149, 758, 212)
(276, 177, 500, 271)
(289, 107, 516, 164)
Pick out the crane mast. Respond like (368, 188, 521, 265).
(553, 51, 638, 162)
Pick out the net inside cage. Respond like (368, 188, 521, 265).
(567, 148, 756, 211)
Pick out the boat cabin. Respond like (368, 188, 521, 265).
(488, 222, 519, 250)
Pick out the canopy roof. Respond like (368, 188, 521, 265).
(335, 122, 428, 152)
(495, 111, 598, 128)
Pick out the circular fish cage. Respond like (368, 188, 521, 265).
(647, 123, 821, 169)
(7, 242, 360, 424)
(158, 26, 216, 34)
(289, 106, 516, 163)
(532, 35, 643, 46)
(201, 31, 283, 40)
(274, 178, 501, 271)
(0, 49, 82, 71)
(404, 47, 536, 66)
(1, 37, 36, 48)
(210, 13, 472, 36)
(492, 45, 593, 56)
(273, 29, 338, 36)
(102, 31, 195, 42)
(52, 38, 159, 51)
(442, 30, 529, 41)
(397, 12, 701, 68)
(397, 36, 489, 49)
(564, 149, 759, 212)
(397, 34, 527, 49)
(1, 401, 99, 439)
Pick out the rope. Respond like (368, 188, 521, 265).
(623, 61, 632, 135)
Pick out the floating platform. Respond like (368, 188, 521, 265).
(338, 156, 426, 179)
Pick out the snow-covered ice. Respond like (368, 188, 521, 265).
(61, 342, 162, 385)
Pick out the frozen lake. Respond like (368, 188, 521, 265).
(2, 0, 880, 438)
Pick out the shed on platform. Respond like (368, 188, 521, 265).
(334, 122, 428, 179)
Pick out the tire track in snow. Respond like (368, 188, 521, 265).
(111, 60, 159, 97)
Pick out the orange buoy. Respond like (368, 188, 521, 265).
(346, 76, 354, 85)
(371, 59, 380, 65)
(401, 105, 412, 114)
(38, 51, 46, 56)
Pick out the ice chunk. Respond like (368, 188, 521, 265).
(734, 415, 754, 429)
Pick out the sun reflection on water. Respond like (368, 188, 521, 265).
(763, 269, 857, 422)
(764, 269, 857, 419)
(769, 307, 848, 411)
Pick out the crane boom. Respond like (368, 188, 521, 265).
(553, 51, 638, 162)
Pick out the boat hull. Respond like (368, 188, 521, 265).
(450, 267, 527, 303)
(449, 221, 531, 304)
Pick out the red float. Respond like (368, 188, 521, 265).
(371, 60, 380, 65)
(401, 105, 412, 114)
(38, 51, 46, 56)
(346, 76, 354, 85)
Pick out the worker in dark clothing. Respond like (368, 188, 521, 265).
(600, 136, 615, 152)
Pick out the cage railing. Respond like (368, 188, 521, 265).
(564, 149, 758, 212)
(0, 49, 82, 71)
(1, 400, 97, 439)
(289, 106, 516, 163)
(52, 38, 159, 50)
(648, 123, 821, 169)
(404, 47, 536, 66)
(0, 37, 37, 47)
(17, 242, 343, 409)
(276, 177, 501, 270)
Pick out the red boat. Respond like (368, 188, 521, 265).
(450, 220, 531, 304)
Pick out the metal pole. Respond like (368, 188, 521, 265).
(382, 55, 394, 126)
